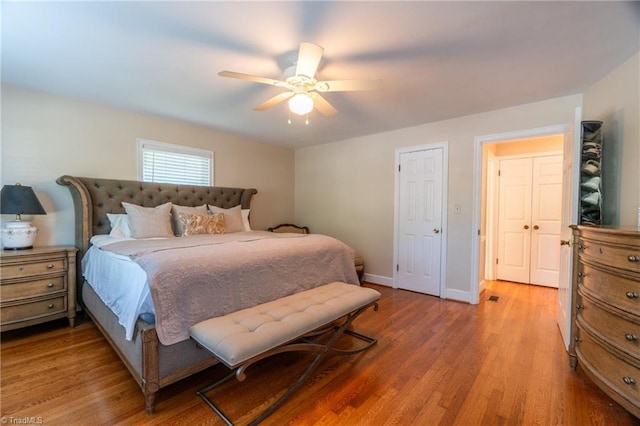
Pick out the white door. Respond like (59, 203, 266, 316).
(497, 158, 532, 284)
(497, 155, 563, 287)
(530, 156, 563, 286)
(396, 148, 443, 296)
(557, 107, 582, 350)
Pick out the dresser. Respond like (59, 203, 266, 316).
(570, 226, 640, 417)
(0, 246, 77, 331)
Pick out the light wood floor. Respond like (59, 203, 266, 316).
(1, 281, 637, 425)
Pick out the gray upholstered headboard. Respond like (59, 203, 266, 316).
(56, 175, 257, 284)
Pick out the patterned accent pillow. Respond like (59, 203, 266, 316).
(179, 213, 226, 236)
(171, 204, 208, 236)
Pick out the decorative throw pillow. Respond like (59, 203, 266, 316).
(121, 202, 174, 239)
(106, 213, 132, 238)
(179, 213, 226, 236)
(171, 204, 208, 236)
(208, 204, 244, 233)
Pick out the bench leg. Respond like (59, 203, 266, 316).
(196, 301, 378, 425)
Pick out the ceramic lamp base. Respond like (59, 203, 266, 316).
(2, 221, 37, 250)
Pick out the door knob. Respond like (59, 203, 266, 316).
(533, 225, 539, 230)
(433, 228, 440, 234)
(524, 225, 529, 230)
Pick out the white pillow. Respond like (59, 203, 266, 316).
(241, 209, 251, 231)
(208, 204, 244, 233)
(122, 202, 174, 239)
(171, 204, 208, 236)
(106, 213, 132, 238)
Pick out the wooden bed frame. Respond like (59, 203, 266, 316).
(56, 175, 257, 413)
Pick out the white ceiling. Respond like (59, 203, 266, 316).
(2, 1, 639, 149)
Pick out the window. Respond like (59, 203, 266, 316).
(137, 139, 213, 186)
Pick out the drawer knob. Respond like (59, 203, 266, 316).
(629, 255, 639, 263)
(47, 264, 54, 269)
(577, 272, 587, 278)
(47, 283, 54, 288)
(623, 377, 636, 385)
(576, 304, 584, 311)
(625, 334, 638, 342)
(626, 292, 639, 299)
(47, 303, 54, 309)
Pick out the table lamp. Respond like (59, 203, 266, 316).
(1, 183, 47, 250)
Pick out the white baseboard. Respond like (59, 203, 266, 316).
(363, 273, 393, 287)
(364, 274, 475, 304)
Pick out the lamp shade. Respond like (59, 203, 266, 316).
(1, 184, 46, 216)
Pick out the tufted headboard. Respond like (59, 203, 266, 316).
(56, 175, 257, 287)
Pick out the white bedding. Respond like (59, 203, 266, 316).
(82, 235, 154, 340)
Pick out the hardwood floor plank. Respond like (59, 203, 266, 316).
(1, 281, 637, 425)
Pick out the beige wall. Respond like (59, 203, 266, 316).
(582, 52, 640, 227)
(1, 85, 295, 246)
(295, 94, 582, 301)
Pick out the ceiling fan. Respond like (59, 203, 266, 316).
(218, 42, 381, 117)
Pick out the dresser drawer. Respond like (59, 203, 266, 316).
(1, 259, 66, 280)
(580, 237, 640, 274)
(579, 296, 640, 358)
(580, 263, 640, 314)
(1, 295, 67, 324)
(577, 331, 640, 405)
(1, 277, 66, 301)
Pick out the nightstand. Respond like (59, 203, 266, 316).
(0, 246, 77, 332)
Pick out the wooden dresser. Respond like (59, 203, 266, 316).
(0, 246, 77, 331)
(570, 226, 640, 417)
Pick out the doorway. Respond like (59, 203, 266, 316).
(472, 128, 567, 301)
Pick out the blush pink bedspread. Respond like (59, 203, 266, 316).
(101, 231, 359, 345)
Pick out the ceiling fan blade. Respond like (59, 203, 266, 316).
(315, 79, 382, 92)
(295, 42, 324, 80)
(218, 71, 289, 88)
(254, 91, 294, 111)
(309, 92, 337, 116)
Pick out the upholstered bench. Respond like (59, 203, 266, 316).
(190, 282, 380, 425)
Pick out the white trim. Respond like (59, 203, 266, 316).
(443, 288, 474, 304)
(471, 125, 567, 304)
(363, 273, 393, 287)
(393, 142, 449, 298)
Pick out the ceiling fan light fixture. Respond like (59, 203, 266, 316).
(288, 93, 314, 115)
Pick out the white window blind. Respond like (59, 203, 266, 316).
(137, 139, 213, 186)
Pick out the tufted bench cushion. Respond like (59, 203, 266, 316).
(189, 282, 380, 368)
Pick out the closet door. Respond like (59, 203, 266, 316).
(497, 155, 562, 287)
(530, 156, 563, 287)
(497, 158, 533, 284)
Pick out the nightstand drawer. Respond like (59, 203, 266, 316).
(1, 295, 67, 324)
(1, 259, 66, 280)
(1, 277, 66, 301)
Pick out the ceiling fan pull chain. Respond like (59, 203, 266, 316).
(288, 110, 292, 125)
(305, 114, 309, 125)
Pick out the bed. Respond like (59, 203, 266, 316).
(56, 175, 360, 413)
